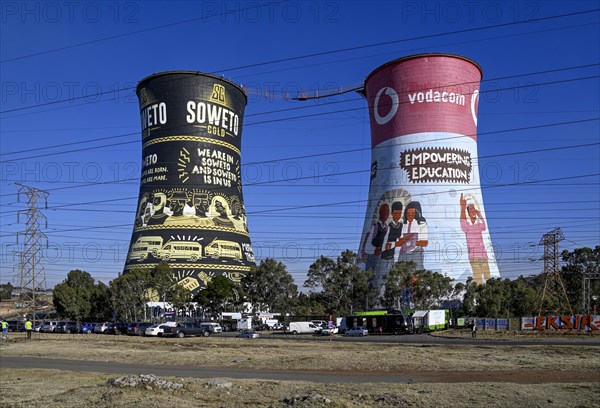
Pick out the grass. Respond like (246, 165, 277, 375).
(1, 333, 599, 407)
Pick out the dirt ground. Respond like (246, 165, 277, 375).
(1, 333, 599, 407)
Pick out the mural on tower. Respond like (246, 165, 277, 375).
(124, 71, 255, 294)
(358, 54, 500, 287)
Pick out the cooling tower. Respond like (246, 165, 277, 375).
(358, 54, 500, 287)
(124, 71, 255, 293)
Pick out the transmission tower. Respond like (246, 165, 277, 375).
(534, 227, 573, 316)
(16, 183, 49, 322)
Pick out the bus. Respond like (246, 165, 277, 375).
(344, 310, 413, 335)
(156, 241, 203, 261)
(204, 239, 242, 260)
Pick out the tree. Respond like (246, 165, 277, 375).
(290, 292, 326, 316)
(90, 282, 112, 321)
(52, 270, 97, 321)
(304, 250, 376, 315)
(0, 282, 14, 301)
(410, 269, 454, 310)
(242, 258, 297, 312)
(508, 277, 538, 317)
(475, 278, 511, 317)
(194, 275, 238, 318)
(381, 261, 418, 310)
(459, 277, 478, 316)
(561, 246, 600, 312)
(151, 262, 190, 310)
(110, 269, 152, 321)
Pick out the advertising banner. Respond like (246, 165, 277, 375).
(124, 72, 255, 293)
(359, 54, 500, 288)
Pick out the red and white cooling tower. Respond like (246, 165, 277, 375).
(358, 54, 500, 286)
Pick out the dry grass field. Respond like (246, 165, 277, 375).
(1, 333, 599, 407)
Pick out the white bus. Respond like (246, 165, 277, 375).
(156, 241, 202, 261)
(205, 239, 242, 260)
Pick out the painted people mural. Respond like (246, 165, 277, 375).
(460, 193, 490, 284)
(359, 54, 500, 288)
(124, 72, 255, 294)
(396, 201, 428, 270)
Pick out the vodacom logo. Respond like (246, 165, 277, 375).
(373, 87, 399, 125)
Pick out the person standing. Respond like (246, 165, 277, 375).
(1, 319, 8, 340)
(25, 318, 33, 339)
(471, 320, 477, 339)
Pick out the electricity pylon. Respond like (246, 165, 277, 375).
(534, 228, 573, 316)
(16, 183, 49, 322)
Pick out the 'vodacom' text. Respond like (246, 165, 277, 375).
(408, 89, 465, 106)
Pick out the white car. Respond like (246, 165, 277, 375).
(345, 326, 368, 337)
(199, 322, 222, 334)
(321, 326, 339, 335)
(93, 322, 112, 334)
(145, 322, 177, 337)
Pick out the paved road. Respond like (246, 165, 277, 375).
(0, 356, 420, 384)
(3, 356, 599, 384)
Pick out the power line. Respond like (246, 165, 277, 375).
(0, 118, 597, 199)
(1, 80, 598, 162)
(216, 8, 600, 73)
(0, 1, 288, 64)
(2, 59, 597, 125)
(1, 172, 596, 238)
(1, 10, 598, 115)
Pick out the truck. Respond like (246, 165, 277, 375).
(287, 321, 320, 335)
(237, 318, 252, 330)
(411, 309, 449, 332)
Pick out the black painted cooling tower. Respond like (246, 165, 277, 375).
(123, 71, 255, 293)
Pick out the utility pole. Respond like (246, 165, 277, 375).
(16, 183, 49, 327)
(534, 228, 573, 316)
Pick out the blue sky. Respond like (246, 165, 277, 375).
(1, 0, 598, 289)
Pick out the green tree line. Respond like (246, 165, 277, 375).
(52, 246, 599, 321)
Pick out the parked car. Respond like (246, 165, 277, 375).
(321, 326, 339, 335)
(93, 322, 112, 334)
(105, 322, 128, 335)
(55, 321, 80, 334)
(80, 322, 96, 334)
(39, 321, 58, 333)
(127, 322, 152, 336)
(271, 322, 284, 330)
(345, 326, 369, 337)
(311, 320, 328, 330)
(237, 329, 260, 339)
(199, 322, 222, 334)
(145, 322, 177, 337)
(166, 322, 211, 338)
